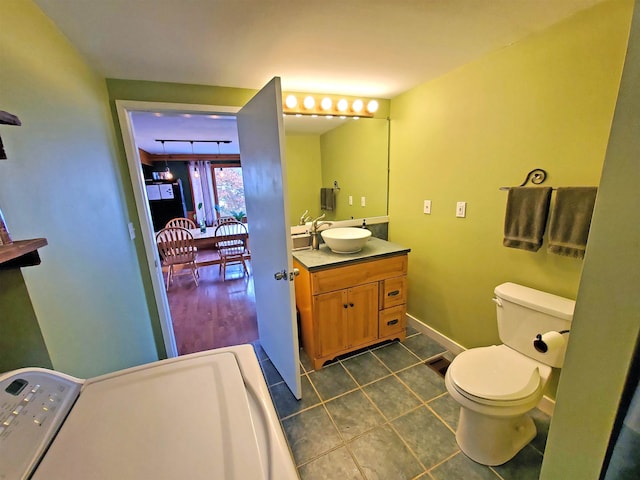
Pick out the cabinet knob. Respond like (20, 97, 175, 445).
(343, 304, 349, 309)
(349, 302, 354, 307)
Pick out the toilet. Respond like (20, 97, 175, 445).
(444, 282, 574, 466)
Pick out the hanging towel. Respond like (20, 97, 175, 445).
(320, 187, 335, 211)
(547, 187, 597, 259)
(503, 187, 553, 252)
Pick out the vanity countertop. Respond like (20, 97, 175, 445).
(292, 237, 410, 272)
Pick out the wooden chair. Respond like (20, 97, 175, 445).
(217, 216, 237, 225)
(156, 227, 199, 290)
(165, 217, 197, 230)
(214, 221, 249, 281)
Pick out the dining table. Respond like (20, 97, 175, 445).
(188, 223, 250, 267)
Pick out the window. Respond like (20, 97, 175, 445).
(213, 166, 246, 221)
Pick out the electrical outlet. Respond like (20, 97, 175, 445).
(348, 195, 353, 206)
(423, 200, 431, 214)
(456, 202, 467, 218)
(361, 196, 366, 207)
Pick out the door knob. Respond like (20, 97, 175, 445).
(274, 269, 287, 280)
(288, 268, 300, 281)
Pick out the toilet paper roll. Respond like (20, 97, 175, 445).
(533, 331, 565, 353)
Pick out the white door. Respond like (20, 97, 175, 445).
(237, 77, 301, 399)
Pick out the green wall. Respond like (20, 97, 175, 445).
(388, 0, 632, 370)
(542, 0, 640, 477)
(1, 1, 158, 377)
(320, 119, 389, 221)
(285, 119, 390, 226)
(285, 135, 323, 225)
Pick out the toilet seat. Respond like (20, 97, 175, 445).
(448, 345, 550, 405)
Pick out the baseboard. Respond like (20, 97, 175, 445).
(406, 314, 556, 416)
(406, 314, 465, 355)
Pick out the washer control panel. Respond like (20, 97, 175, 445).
(0, 369, 81, 479)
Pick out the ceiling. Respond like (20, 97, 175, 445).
(34, 0, 603, 154)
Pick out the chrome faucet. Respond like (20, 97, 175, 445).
(299, 209, 312, 226)
(309, 214, 332, 249)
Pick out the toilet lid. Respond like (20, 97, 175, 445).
(448, 345, 546, 401)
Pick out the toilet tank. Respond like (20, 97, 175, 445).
(494, 282, 575, 368)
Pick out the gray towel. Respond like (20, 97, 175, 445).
(320, 187, 335, 211)
(547, 187, 597, 259)
(503, 187, 552, 252)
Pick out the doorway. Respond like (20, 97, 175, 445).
(131, 109, 256, 355)
(116, 82, 301, 399)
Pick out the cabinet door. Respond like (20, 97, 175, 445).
(314, 290, 349, 357)
(347, 283, 379, 348)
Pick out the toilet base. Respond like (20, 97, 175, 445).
(455, 406, 536, 466)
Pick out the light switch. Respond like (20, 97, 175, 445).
(128, 222, 136, 240)
(361, 196, 366, 207)
(456, 202, 467, 218)
(423, 200, 431, 214)
(349, 195, 353, 206)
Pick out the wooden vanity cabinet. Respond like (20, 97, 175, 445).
(294, 253, 408, 370)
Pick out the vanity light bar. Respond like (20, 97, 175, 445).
(283, 93, 379, 118)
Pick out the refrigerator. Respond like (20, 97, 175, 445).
(145, 179, 187, 231)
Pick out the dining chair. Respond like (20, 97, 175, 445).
(156, 227, 199, 290)
(214, 221, 249, 281)
(165, 217, 197, 230)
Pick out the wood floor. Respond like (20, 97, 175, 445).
(165, 250, 258, 356)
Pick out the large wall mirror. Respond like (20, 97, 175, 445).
(284, 115, 389, 226)
(131, 111, 389, 227)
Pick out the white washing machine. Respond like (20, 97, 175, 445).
(0, 344, 298, 479)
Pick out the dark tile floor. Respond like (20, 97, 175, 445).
(254, 326, 550, 480)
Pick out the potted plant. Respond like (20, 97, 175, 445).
(194, 202, 206, 232)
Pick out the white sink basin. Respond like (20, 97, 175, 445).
(321, 227, 372, 253)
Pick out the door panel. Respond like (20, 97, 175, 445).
(236, 77, 301, 398)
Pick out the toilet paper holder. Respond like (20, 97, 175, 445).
(533, 330, 570, 353)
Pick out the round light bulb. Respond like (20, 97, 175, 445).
(337, 99, 348, 112)
(366, 100, 379, 113)
(320, 97, 333, 111)
(285, 95, 298, 109)
(352, 99, 364, 113)
(303, 96, 316, 109)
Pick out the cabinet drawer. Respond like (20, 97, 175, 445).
(379, 276, 407, 309)
(311, 255, 407, 295)
(379, 305, 406, 337)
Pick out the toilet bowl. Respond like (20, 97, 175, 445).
(444, 282, 574, 466)
(445, 345, 551, 465)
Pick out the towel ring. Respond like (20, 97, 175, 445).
(520, 168, 547, 186)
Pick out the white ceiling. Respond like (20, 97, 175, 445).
(34, 0, 603, 154)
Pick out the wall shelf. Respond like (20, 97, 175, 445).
(0, 238, 48, 269)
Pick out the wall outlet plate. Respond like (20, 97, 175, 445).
(423, 200, 431, 214)
(456, 201, 467, 218)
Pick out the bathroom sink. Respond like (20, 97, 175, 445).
(321, 227, 372, 253)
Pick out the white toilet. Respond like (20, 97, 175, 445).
(444, 282, 575, 466)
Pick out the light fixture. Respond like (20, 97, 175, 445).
(281, 92, 381, 119)
(303, 96, 315, 110)
(159, 140, 173, 180)
(367, 100, 379, 113)
(191, 141, 200, 179)
(285, 95, 298, 109)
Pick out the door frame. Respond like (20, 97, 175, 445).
(115, 100, 240, 358)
